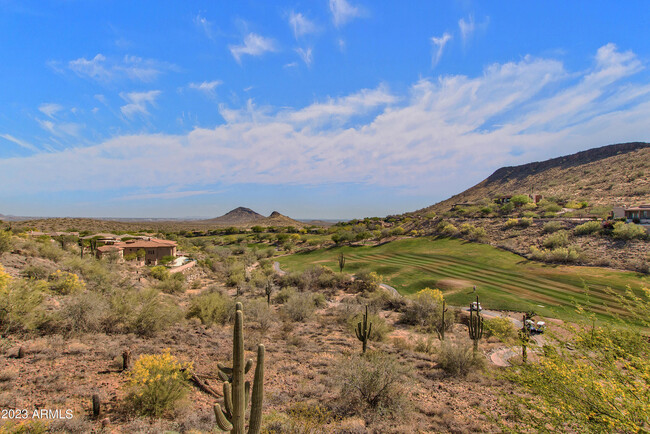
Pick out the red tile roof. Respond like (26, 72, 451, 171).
(114, 238, 177, 249)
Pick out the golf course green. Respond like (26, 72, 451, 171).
(277, 237, 649, 321)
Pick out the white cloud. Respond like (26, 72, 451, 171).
(458, 15, 475, 44)
(38, 103, 64, 118)
(189, 80, 223, 96)
(0, 134, 38, 152)
(120, 90, 161, 118)
(68, 54, 173, 82)
(295, 47, 313, 67)
(2, 44, 649, 200)
(229, 33, 277, 63)
(431, 32, 452, 67)
(329, 0, 361, 27)
(289, 12, 316, 38)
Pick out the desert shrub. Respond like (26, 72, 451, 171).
(283, 292, 316, 322)
(484, 317, 517, 343)
(38, 242, 64, 261)
(61, 291, 109, 334)
(150, 265, 170, 281)
(155, 272, 186, 294)
(336, 351, 410, 416)
(186, 289, 235, 326)
(413, 336, 437, 355)
(438, 221, 458, 236)
(350, 271, 381, 293)
(274, 286, 297, 304)
(542, 221, 564, 234)
(245, 298, 274, 332)
(505, 218, 519, 228)
(106, 288, 183, 336)
(345, 309, 392, 342)
(543, 230, 570, 248)
(0, 230, 13, 253)
(312, 292, 327, 308)
(126, 350, 192, 417)
(0, 277, 48, 333)
(530, 246, 582, 263)
(20, 263, 54, 280)
(285, 402, 333, 433)
(573, 220, 601, 236)
(48, 270, 86, 294)
(400, 288, 453, 334)
(510, 194, 531, 206)
(62, 257, 113, 292)
(459, 223, 488, 241)
(437, 340, 482, 377)
(537, 199, 562, 213)
(612, 222, 647, 240)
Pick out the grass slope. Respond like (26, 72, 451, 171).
(278, 237, 649, 321)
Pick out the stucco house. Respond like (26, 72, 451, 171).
(612, 205, 650, 224)
(96, 238, 177, 265)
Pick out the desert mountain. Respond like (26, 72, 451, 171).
(198, 207, 304, 228)
(419, 142, 650, 215)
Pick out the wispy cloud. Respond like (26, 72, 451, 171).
(119, 189, 218, 200)
(120, 90, 161, 118)
(66, 54, 174, 83)
(329, 0, 361, 27)
(229, 33, 277, 63)
(189, 80, 223, 96)
(458, 15, 474, 44)
(431, 32, 452, 67)
(295, 47, 313, 67)
(38, 103, 64, 118)
(289, 11, 316, 38)
(0, 134, 38, 152)
(194, 14, 213, 39)
(3, 44, 649, 200)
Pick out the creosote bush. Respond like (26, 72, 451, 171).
(542, 230, 570, 248)
(48, 270, 86, 294)
(282, 292, 316, 322)
(612, 222, 647, 240)
(150, 265, 170, 281)
(573, 220, 601, 236)
(336, 351, 410, 417)
(437, 340, 483, 377)
(126, 349, 192, 417)
(186, 289, 235, 326)
(484, 317, 517, 343)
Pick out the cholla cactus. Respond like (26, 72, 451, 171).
(214, 302, 265, 434)
(355, 305, 372, 354)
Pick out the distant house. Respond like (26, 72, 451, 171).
(494, 194, 543, 205)
(620, 205, 650, 224)
(96, 238, 177, 265)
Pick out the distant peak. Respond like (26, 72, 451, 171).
(269, 211, 282, 218)
(225, 207, 259, 215)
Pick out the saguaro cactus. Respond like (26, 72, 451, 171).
(355, 305, 372, 354)
(520, 314, 530, 363)
(338, 252, 346, 273)
(214, 302, 265, 434)
(439, 300, 449, 340)
(468, 296, 484, 353)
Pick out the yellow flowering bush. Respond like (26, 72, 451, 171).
(126, 350, 192, 417)
(502, 286, 650, 432)
(48, 270, 86, 294)
(0, 264, 11, 291)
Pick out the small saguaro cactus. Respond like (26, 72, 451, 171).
(264, 280, 273, 306)
(520, 314, 530, 363)
(440, 300, 449, 341)
(355, 305, 373, 354)
(214, 302, 265, 434)
(338, 252, 346, 273)
(468, 296, 484, 353)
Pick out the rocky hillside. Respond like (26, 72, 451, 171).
(419, 142, 650, 215)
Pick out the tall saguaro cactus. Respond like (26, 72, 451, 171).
(440, 300, 449, 341)
(520, 314, 530, 363)
(355, 305, 372, 354)
(338, 252, 346, 273)
(468, 296, 484, 353)
(214, 302, 265, 434)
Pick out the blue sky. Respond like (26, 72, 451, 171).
(1, 1, 649, 219)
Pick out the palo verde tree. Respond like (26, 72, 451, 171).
(502, 287, 650, 432)
(214, 302, 265, 434)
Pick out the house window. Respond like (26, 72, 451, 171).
(148, 250, 155, 254)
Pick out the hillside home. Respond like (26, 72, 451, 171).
(95, 238, 177, 265)
(623, 205, 650, 224)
